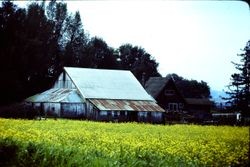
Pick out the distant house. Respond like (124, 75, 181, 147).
(145, 76, 212, 122)
(26, 67, 164, 122)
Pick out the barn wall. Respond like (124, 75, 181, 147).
(85, 100, 95, 119)
(53, 72, 76, 89)
(31, 102, 86, 118)
(138, 111, 164, 123)
(43, 103, 61, 116)
(138, 112, 147, 122)
(61, 103, 86, 118)
(151, 112, 163, 123)
(156, 80, 185, 111)
(30, 101, 164, 123)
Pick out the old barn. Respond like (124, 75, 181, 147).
(26, 67, 164, 122)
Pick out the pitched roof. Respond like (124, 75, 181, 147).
(26, 88, 84, 103)
(64, 67, 154, 101)
(25, 68, 165, 112)
(144, 77, 171, 98)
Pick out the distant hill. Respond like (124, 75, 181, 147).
(211, 90, 228, 103)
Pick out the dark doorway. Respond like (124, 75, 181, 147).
(128, 111, 138, 122)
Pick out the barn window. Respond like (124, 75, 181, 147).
(114, 111, 119, 119)
(107, 111, 112, 117)
(168, 103, 179, 111)
(100, 111, 107, 116)
(165, 89, 175, 96)
(120, 111, 125, 116)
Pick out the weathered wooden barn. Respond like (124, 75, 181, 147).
(26, 67, 164, 122)
(145, 76, 212, 122)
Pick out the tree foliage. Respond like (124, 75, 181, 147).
(84, 37, 118, 69)
(168, 73, 211, 98)
(224, 40, 250, 116)
(0, 0, 69, 104)
(118, 44, 161, 84)
(0, 0, 211, 106)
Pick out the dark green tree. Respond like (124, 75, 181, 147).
(118, 44, 161, 84)
(0, 0, 72, 104)
(21, 2, 57, 94)
(46, 0, 68, 76)
(224, 40, 250, 117)
(0, 1, 26, 103)
(63, 11, 88, 67)
(169, 73, 211, 98)
(84, 37, 117, 69)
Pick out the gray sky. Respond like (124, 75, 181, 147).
(16, 1, 250, 91)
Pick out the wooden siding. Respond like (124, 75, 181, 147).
(156, 79, 185, 111)
(53, 72, 76, 89)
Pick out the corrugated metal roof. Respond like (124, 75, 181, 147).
(89, 99, 165, 112)
(64, 67, 154, 101)
(26, 88, 84, 103)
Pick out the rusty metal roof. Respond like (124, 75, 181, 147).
(89, 99, 165, 112)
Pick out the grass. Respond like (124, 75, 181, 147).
(0, 118, 249, 166)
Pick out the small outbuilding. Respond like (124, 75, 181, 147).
(26, 67, 164, 122)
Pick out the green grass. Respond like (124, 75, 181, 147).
(0, 118, 249, 166)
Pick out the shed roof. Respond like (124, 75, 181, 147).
(89, 99, 165, 112)
(64, 67, 154, 101)
(26, 88, 84, 103)
(144, 77, 171, 98)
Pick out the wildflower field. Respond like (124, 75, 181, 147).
(0, 118, 249, 166)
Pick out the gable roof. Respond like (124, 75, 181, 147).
(144, 76, 172, 98)
(64, 67, 154, 101)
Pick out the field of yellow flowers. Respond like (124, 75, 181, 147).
(0, 118, 249, 166)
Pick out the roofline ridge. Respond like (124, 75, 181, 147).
(64, 66, 131, 73)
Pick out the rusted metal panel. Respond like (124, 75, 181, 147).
(89, 99, 164, 112)
(26, 88, 84, 103)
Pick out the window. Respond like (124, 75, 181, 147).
(100, 111, 107, 116)
(165, 89, 175, 96)
(114, 111, 119, 118)
(107, 111, 112, 117)
(168, 103, 179, 111)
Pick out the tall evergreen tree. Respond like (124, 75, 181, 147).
(225, 40, 250, 117)
(63, 11, 88, 67)
(0, 1, 26, 103)
(46, 0, 68, 76)
(0, 0, 72, 104)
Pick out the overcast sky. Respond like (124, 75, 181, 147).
(16, 1, 250, 91)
